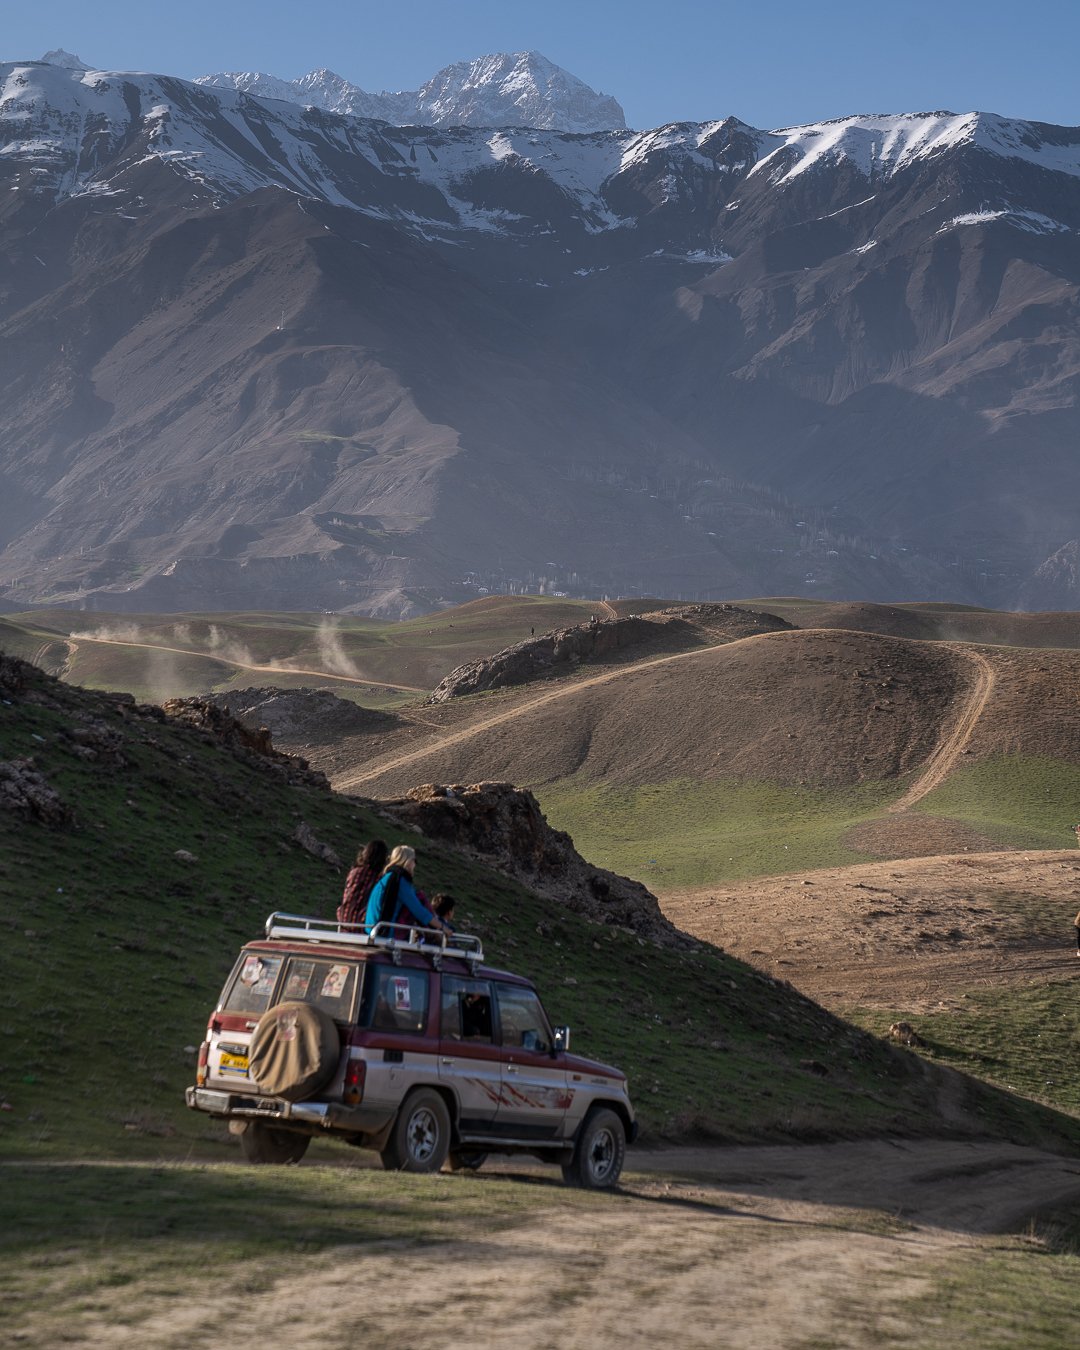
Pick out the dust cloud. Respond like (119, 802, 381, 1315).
(314, 617, 360, 677)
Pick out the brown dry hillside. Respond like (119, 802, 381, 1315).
(660, 850, 1080, 1012)
(326, 627, 1080, 803)
(331, 629, 971, 796)
(752, 599, 1080, 649)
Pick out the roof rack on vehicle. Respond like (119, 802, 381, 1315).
(263, 912, 484, 968)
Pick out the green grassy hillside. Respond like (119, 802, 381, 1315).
(2, 652, 1073, 1162)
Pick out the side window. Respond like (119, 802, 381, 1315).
(441, 977, 494, 1043)
(281, 958, 358, 1018)
(360, 966, 430, 1035)
(222, 954, 283, 1015)
(495, 984, 552, 1053)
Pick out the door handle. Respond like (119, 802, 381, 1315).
(440, 1057, 455, 1065)
(505, 1064, 517, 1074)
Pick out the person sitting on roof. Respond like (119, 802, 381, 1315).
(364, 845, 448, 934)
(337, 839, 388, 926)
(432, 893, 457, 932)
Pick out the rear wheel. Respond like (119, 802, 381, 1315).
(380, 1089, 451, 1173)
(561, 1108, 625, 1190)
(239, 1121, 311, 1165)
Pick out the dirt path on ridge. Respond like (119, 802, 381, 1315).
(887, 647, 995, 812)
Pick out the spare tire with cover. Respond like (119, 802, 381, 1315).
(248, 1000, 339, 1101)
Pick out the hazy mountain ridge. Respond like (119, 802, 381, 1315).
(2, 57, 1080, 614)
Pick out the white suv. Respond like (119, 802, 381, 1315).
(186, 913, 637, 1189)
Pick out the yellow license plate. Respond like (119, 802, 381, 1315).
(219, 1051, 249, 1076)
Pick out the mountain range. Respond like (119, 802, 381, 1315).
(1, 52, 1079, 615)
(196, 51, 627, 134)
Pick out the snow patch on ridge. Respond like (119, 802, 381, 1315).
(750, 111, 1080, 185)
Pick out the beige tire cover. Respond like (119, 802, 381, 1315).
(249, 1001, 340, 1102)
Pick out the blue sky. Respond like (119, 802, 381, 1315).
(6, 0, 1078, 130)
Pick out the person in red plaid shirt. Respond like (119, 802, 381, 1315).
(337, 839, 388, 926)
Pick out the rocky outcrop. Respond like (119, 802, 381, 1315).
(0, 758, 73, 827)
(426, 605, 794, 703)
(379, 781, 690, 948)
(426, 616, 657, 702)
(292, 820, 342, 869)
(207, 686, 398, 744)
(160, 697, 330, 790)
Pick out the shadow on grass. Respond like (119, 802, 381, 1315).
(0, 1162, 554, 1261)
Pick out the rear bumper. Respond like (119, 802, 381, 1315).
(185, 1086, 390, 1134)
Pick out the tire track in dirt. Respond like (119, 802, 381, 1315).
(887, 646, 995, 813)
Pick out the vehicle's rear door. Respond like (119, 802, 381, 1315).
(491, 982, 570, 1139)
(206, 952, 285, 1088)
(207, 952, 359, 1092)
(438, 975, 501, 1129)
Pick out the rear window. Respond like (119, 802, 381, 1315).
(222, 954, 284, 1015)
(359, 966, 430, 1035)
(280, 957, 359, 1019)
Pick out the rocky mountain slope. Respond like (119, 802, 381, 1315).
(2, 56, 1080, 613)
(197, 51, 627, 133)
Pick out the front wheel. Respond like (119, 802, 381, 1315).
(562, 1108, 625, 1190)
(239, 1121, 311, 1165)
(380, 1089, 451, 1173)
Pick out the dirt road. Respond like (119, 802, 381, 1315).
(65, 634, 426, 693)
(45, 1140, 1080, 1349)
(888, 647, 995, 812)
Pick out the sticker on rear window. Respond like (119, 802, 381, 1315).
(391, 976, 412, 1011)
(240, 956, 275, 997)
(284, 961, 315, 1000)
(321, 965, 349, 999)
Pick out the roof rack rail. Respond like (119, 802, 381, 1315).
(263, 912, 484, 967)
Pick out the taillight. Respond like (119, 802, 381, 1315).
(344, 1058, 366, 1106)
(196, 1040, 209, 1086)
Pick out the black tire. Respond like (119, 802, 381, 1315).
(446, 1149, 488, 1173)
(239, 1121, 311, 1166)
(562, 1108, 626, 1190)
(380, 1089, 451, 1174)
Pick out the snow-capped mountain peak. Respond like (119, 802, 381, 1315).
(196, 50, 626, 132)
(40, 49, 92, 71)
(413, 51, 626, 132)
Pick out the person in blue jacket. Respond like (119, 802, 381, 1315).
(364, 845, 449, 934)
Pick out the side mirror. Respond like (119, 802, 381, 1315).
(552, 1025, 571, 1054)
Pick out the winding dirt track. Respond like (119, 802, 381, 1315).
(888, 646, 995, 812)
(63, 634, 425, 693)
